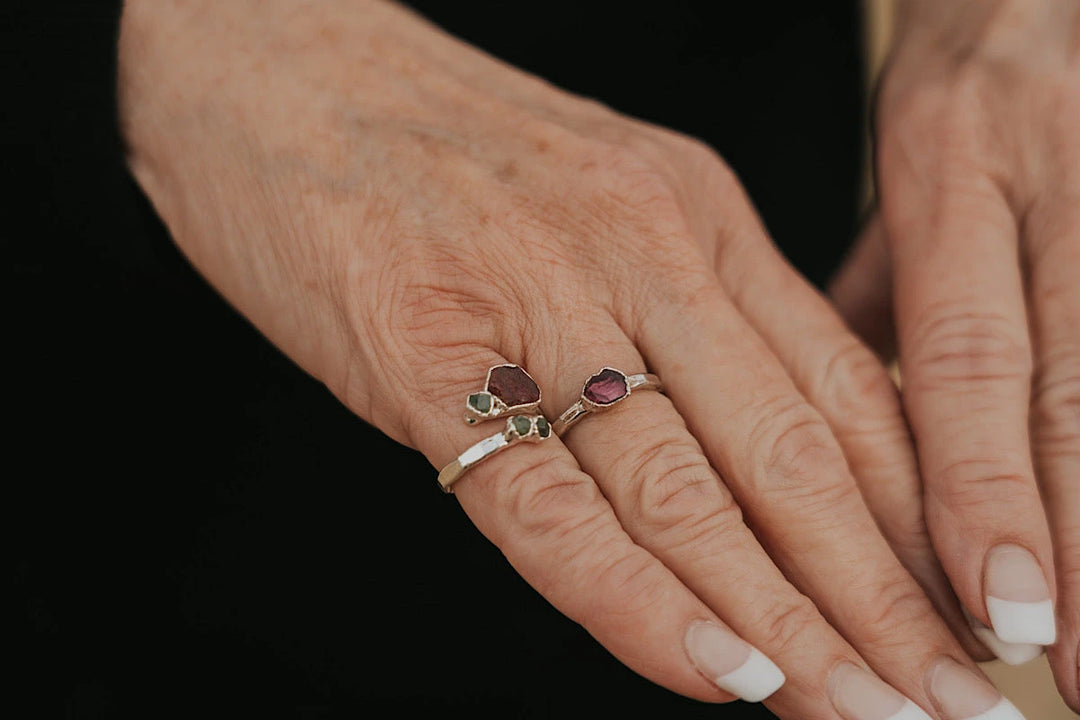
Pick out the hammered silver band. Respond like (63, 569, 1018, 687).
(552, 368, 662, 437)
(438, 414, 551, 493)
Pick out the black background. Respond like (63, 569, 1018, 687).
(7, 2, 863, 717)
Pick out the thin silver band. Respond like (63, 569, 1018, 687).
(438, 414, 551, 493)
(552, 372, 661, 437)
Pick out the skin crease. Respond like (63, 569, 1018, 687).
(832, 0, 1080, 710)
(117, 0, 1072, 715)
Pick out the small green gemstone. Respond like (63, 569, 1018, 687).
(469, 392, 492, 414)
(536, 417, 550, 438)
(512, 415, 532, 437)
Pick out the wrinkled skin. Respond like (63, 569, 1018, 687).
(119, 0, 1077, 716)
(834, 0, 1080, 708)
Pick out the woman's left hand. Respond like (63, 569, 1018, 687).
(832, 0, 1080, 709)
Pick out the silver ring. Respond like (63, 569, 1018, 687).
(438, 414, 552, 493)
(552, 367, 662, 437)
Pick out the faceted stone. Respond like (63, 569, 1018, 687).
(488, 365, 540, 408)
(583, 368, 629, 406)
(468, 392, 493, 414)
(536, 416, 551, 438)
(511, 415, 532, 437)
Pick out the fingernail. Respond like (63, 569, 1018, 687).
(927, 656, 1025, 719)
(984, 544, 1056, 645)
(962, 607, 1044, 666)
(684, 620, 784, 702)
(828, 661, 932, 720)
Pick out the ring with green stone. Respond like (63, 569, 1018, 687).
(464, 364, 542, 425)
(438, 414, 552, 493)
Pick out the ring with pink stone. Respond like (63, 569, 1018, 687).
(551, 368, 662, 437)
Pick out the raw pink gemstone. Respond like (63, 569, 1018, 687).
(487, 365, 540, 408)
(583, 369, 629, 405)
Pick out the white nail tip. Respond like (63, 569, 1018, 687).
(963, 608, 1044, 665)
(964, 697, 1026, 720)
(885, 700, 934, 720)
(969, 623, 1044, 665)
(714, 647, 785, 703)
(986, 597, 1057, 645)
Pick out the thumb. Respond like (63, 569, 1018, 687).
(828, 212, 895, 360)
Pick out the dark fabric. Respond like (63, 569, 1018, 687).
(8, 2, 863, 717)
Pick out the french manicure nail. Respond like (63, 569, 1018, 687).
(828, 661, 932, 720)
(962, 607, 1044, 666)
(984, 544, 1056, 645)
(928, 657, 1025, 719)
(684, 620, 784, 702)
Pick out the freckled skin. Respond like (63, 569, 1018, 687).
(119, 0, 1079, 713)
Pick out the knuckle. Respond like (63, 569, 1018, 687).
(749, 399, 852, 497)
(933, 458, 1034, 512)
(498, 455, 607, 540)
(625, 436, 742, 539)
(584, 142, 684, 218)
(853, 575, 936, 648)
(671, 134, 739, 186)
(906, 306, 1031, 388)
(751, 595, 823, 657)
(819, 338, 901, 418)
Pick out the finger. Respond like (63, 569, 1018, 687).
(546, 317, 933, 719)
(617, 266, 1006, 717)
(397, 345, 778, 703)
(827, 212, 897, 360)
(707, 207, 991, 661)
(1026, 195, 1080, 708)
(885, 171, 1057, 649)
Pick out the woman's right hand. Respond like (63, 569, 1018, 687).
(119, 1, 1017, 716)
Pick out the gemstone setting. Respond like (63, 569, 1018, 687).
(511, 415, 533, 437)
(465, 364, 542, 425)
(468, 392, 493, 414)
(582, 368, 630, 407)
(487, 365, 541, 409)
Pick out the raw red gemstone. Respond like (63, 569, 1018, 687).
(583, 369, 629, 405)
(488, 365, 540, 407)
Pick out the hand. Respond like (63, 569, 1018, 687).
(119, 1, 1005, 716)
(833, 0, 1080, 709)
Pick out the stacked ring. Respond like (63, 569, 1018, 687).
(438, 413, 552, 493)
(439, 365, 551, 493)
(552, 367, 662, 436)
(437, 365, 661, 492)
(463, 364, 542, 425)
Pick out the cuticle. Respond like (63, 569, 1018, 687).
(825, 657, 859, 703)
